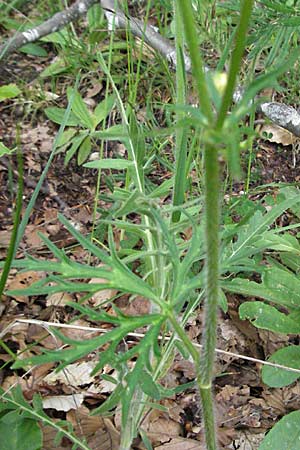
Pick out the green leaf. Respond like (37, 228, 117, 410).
(91, 383, 123, 415)
(20, 43, 48, 57)
(139, 371, 161, 400)
(65, 132, 88, 165)
(0, 84, 21, 102)
(64, 133, 89, 164)
(149, 177, 174, 198)
(140, 430, 153, 450)
(56, 128, 77, 148)
(91, 124, 128, 141)
(0, 142, 15, 157)
(44, 107, 80, 126)
(226, 195, 300, 264)
(262, 346, 300, 388)
(259, 410, 300, 450)
(40, 58, 69, 77)
(0, 411, 42, 450)
(264, 266, 300, 309)
(84, 158, 133, 170)
(239, 301, 300, 334)
(222, 265, 300, 310)
(77, 136, 92, 165)
(92, 94, 115, 128)
(219, 289, 228, 313)
(280, 186, 300, 219)
(41, 29, 79, 48)
(87, 3, 102, 30)
(67, 88, 94, 129)
(281, 253, 300, 274)
(255, 232, 300, 254)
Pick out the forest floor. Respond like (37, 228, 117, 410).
(1, 4, 300, 450)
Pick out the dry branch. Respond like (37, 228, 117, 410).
(0, 0, 98, 58)
(1, 0, 300, 137)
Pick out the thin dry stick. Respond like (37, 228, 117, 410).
(5, 317, 300, 376)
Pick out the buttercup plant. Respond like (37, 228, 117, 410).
(4, 1, 300, 449)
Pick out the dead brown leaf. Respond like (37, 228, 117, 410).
(6, 270, 43, 302)
(141, 409, 182, 446)
(46, 292, 73, 307)
(260, 124, 297, 146)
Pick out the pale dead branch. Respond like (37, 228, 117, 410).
(4, 317, 300, 377)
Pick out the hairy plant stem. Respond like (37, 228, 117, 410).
(199, 144, 219, 450)
(200, 145, 219, 389)
(176, 0, 218, 448)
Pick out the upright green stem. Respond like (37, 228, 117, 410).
(0, 139, 23, 300)
(172, 0, 188, 222)
(176, 1, 218, 448)
(200, 145, 219, 389)
(175, 2, 254, 449)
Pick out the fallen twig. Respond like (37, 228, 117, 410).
(4, 317, 300, 376)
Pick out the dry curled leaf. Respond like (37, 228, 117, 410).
(260, 124, 297, 146)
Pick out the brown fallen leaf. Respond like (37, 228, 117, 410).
(6, 270, 43, 302)
(46, 292, 73, 307)
(140, 408, 182, 446)
(67, 407, 120, 450)
(260, 123, 297, 146)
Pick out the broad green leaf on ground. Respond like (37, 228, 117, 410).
(77, 135, 92, 165)
(41, 29, 78, 46)
(259, 410, 300, 450)
(0, 411, 42, 450)
(239, 301, 300, 334)
(65, 132, 89, 164)
(84, 158, 134, 170)
(91, 124, 128, 141)
(263, 265, 300, 308)
(56, 128, 77, 147)
(40, 58, 70, 77)
(67, 88, 94, 129)
(222, 265, 300, 309)
(280, 186, 300, 219)
(92, 94, 115, 127)
(281, 253, 300, 273)
(262, 346, 300, 388)
(0, 142, 15, 157)
(20, 43, 48, 56)
(224, 195, 300, 264)
(0, 84, 21, 101)
(254, 232, 300, 254)
(44, 107, 80, 126)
